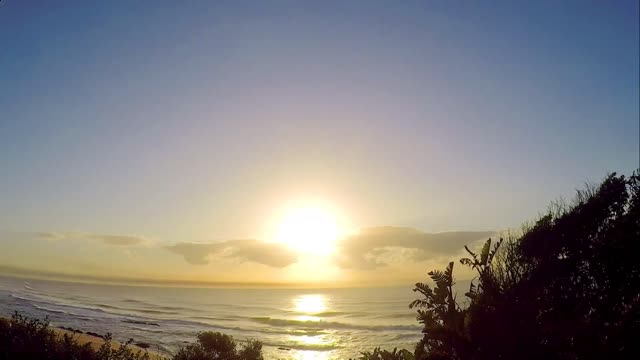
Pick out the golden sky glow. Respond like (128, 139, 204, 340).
(2, 1, 635, 289)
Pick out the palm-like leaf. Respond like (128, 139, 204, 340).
(464, 282, 477, 300)
(428, 270, 445, 284)
(444, 262, 454, 282)
(480, 238, 491, 265)
(409, 298, 428, 309)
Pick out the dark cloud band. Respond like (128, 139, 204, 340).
(334, 226, 495, 269)
(166, 239, 298, 268)
(36, 232, 147, 246)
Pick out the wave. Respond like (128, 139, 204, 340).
(156, 317, 328, 339)
(14, 294, 115, 316)
(393, 333, 421, 341)
(303, 310, 414, 319)
(11, 293, 56, 305)
(13, 293, 179, 321)
(264, 342, 340, 351)
(189, 315, 239, 322)
(32, 304, 73, 315)
(31, 304, 100, 322)
(11, 293, 96, 312)
(121, 299, 189, 312)
(16, 294, 185, 331)
(122, 299, 146, 304)
(286, 329, 327, 336)
(136, 308, 179, 315)
(122, 319, 160, 326)
(127, 326, 191, 336)
(372, 312, 417, 320)
(123, 298, 270, 313)
(250, 317, 420, 331)
(162, 318, 249, 332)
(92, 303, 179, 315)
(311, 311, 351, 317)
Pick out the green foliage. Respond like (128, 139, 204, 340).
(409, 170, 640, 360)
(355, 347, 415, 360)
(0, 314, 265, 360)
(172, 332, 262, 360)
(0, 312, 150, 360)
(409, 260, 469, 360)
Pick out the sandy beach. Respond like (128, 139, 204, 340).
(53, 327, 167, 360)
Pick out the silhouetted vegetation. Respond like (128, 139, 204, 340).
(173, 332, 262, 360)
(409, 171, 640, 359)
(0, 312, 150, 360)
(354, 347, 415, 360)
(0, 312, 265, 360)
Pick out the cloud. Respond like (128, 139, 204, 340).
(35, 232, 147, 246)
(97, 235, 146, 246)
(166, 239, 298, 268)
(165, 242, 217, 265)
(334, 226, 495, 270)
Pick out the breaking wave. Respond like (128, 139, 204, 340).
(250, 317, 420, 331)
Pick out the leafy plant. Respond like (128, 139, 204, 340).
(0, 312, 150, 360)
(408, 170, 640, 360)
(356, 347, 415, 360)
(172, 332, 262, 360)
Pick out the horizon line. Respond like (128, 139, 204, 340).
(0, 265, 415, 290)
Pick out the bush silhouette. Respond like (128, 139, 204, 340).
(409, 171, 640, 360)
(0, 313, 267, 360)
(354, 347, 415, 360)
(172, 332, 262, 360)
(0, 312, 150, 360)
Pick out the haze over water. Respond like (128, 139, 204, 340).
(0, 277, 426, 359)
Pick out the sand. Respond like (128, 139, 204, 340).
(53, 328, 167, 359)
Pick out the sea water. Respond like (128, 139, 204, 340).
(0, 276, 423, 359)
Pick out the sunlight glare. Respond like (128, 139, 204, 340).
(296, 350, 331, 360)
(275, 206, 341, 255)
(294, 294, 327, 314)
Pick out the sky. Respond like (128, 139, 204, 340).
(0, 0, 638, 287)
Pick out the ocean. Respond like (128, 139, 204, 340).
(0, 276, 423, 359)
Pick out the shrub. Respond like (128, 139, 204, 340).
(0, 313, 265, 360)
(0, 312, 150, 360)
(409, 171, 640, 360)
(355, 347, 415, 360)
(172, 332, 263, 360)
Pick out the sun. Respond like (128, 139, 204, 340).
(274, 205, 342, 255)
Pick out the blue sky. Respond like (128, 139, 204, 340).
(0, 1, 638, 284)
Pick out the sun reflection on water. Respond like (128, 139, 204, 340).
(290, 294, 335, 360)
(295, 350, 331, 360)
(293, 294, 327, 314)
